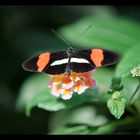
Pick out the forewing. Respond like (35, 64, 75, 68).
(70, 48, 119, 73)
(22, 51, 68, 75)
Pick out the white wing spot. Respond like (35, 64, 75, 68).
(51, 58, 69, 66)
(71, 58, 90, 64)
(50, 58, 90, 66)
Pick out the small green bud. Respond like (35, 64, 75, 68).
(112, 91, 122, 100)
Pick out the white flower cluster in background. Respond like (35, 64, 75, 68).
(131, 64, 140, 77)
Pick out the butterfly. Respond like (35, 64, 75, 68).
(22, 47, 119, 76)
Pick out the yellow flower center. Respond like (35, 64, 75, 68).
(63, 89, 71, 94)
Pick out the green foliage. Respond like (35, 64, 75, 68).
(49, 106, 115, 134)
(26, 89, 96, 116)
(16, 73, 49, 112)
(107, 98, 125, 119)
(59, 16, 140, 55)
(17, 68, 114, 116)
(107, 92, 126, 119)
(16, 13, 140, 134)
(49, 106, 136, 134)
(1, 5, 140, 134)
(108, 77, 123, 94)
(50, 124, 115, 135)
(51, 125, 91, 134)
(48, 106, 108, 131)
(115, 45, 140, 77)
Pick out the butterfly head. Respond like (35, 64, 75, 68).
(67, 47, 75, 57)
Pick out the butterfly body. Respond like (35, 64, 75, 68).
(22, 47, 119, 76)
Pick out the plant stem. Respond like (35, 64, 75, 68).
(130, 78, 140, 104)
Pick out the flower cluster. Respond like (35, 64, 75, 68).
(48, 70, 96, 100)
(131, 64, 140, 77)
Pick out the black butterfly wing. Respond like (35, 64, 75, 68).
(22, 51, 68, 75)
(70, 48, 119, 73)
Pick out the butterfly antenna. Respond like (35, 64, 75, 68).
(79, 25, 92, 38)
(51, 29, 73, 48)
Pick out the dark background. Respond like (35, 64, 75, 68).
(0, 6, 140, 134)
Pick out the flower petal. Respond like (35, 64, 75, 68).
(62, 81, 74, 89)
(48, 77, 55, 88)
(62, 93, 72, 100)
(48, 69, 96, 99)
(70, 72, 79, 81)
(79, 69, 96, 79)
(74, 80, 87, 94)
(59, 89, 73, 100)
(90, 79, 96, 88)
(74, 80, 83, 88)
(62, 76, 72, 84)
(77, 85, 88, 94)
(85, 78, 96, 88)
(51, 85, 61, 97)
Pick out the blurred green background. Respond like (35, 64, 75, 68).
(0, 6, 140, 134)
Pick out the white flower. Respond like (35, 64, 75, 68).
(131, 65, 140, 77)
(60, 89, 72, 100)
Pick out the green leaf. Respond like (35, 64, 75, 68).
(59, 16, 140, 55)
(17, 68, 115, 116)
(16, 73, 99, 116)
(122, 76, 138, 102)
(17, 66, 115, 116)
(50, 125, 90, 134)
(67, 106, 108, 127)
(50, 121, 115, 134)
(107, 97, 126, 119)
(108, 77, 123, 94)
(50, 124, 115, 135)
(115, 45, 140, 77)
(93, 68, 115, 102)
(16, 73, 50, 112)
(48, 105, 108, 133)
(26, 68, 115, 116)
(94, 68, 114, 88)
(49, 116, 136, 134)
(26, 89, 97, 116)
